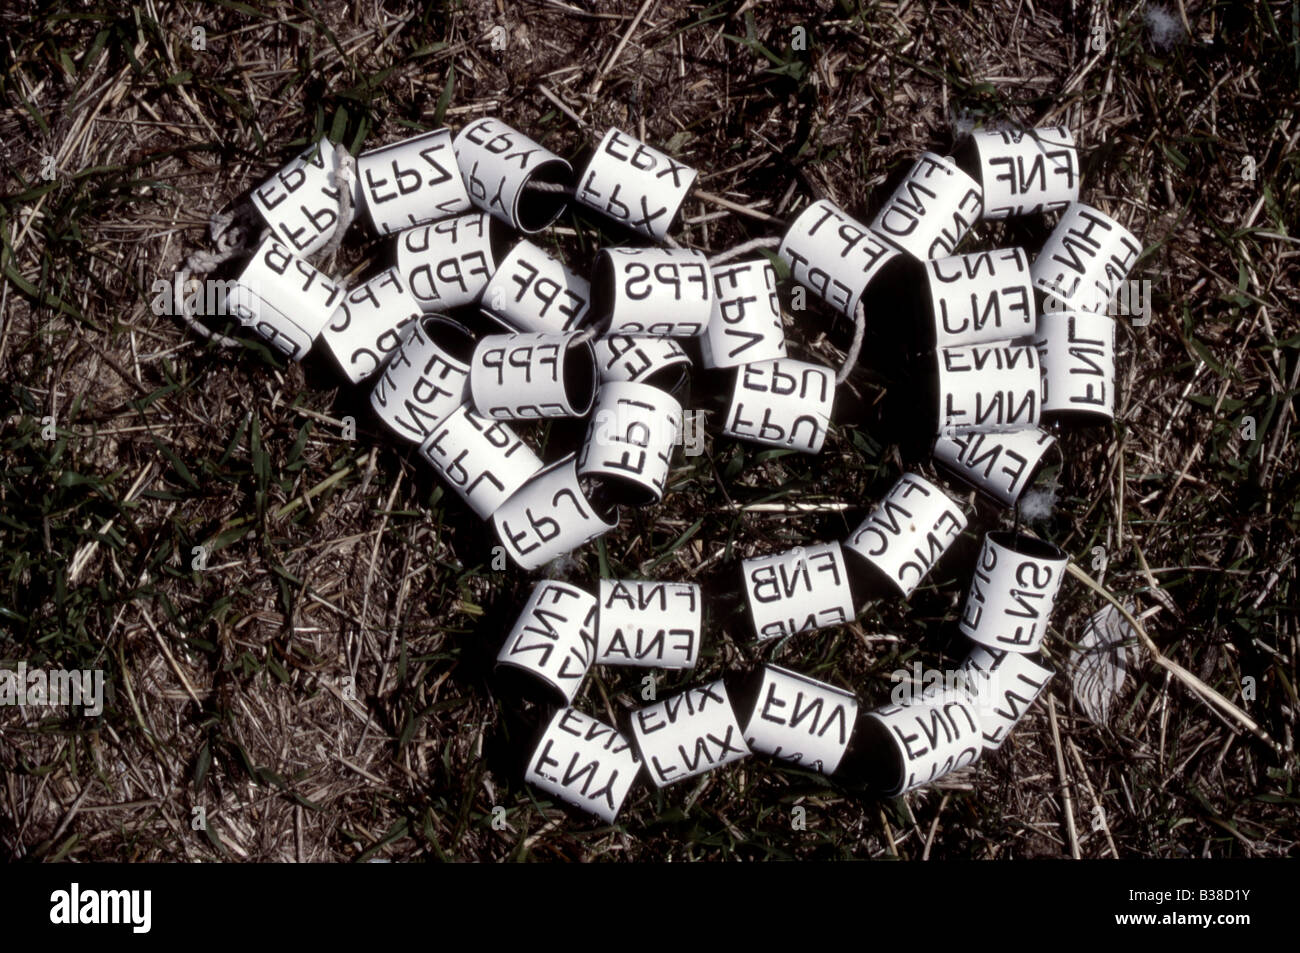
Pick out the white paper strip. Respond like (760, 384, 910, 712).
(491, 456, 619, 571)
(496, 581, 597, 705)
(630, 680, 750, 788)
(320, 266, 422, 383)
(778, 199, 902, 318)
(1035, 311, 1116, 421)
(870, 153, 983, 260)
(742, 664, 859, 775)
(591, 335, 691, 391)
(960, 646, 1054, 750)
(700, 259, 787, 369)
(370, 316, 475, 442)
(576, 128, 697, 241)
(526, 708, 641, 823)
(469, 331, 596, 420)
(865, 688, 983, 795)
(250, 138, 345, 257)
(723, 358, 835, 453)
(743, 542, 855, 642)
(936, 342, 1040, 435)
(356, 128, 471, 235)
(396, 212, 499, 313)
(925, 247, 1035, 347)
(578, 381, 681, 505)
(453, 117, 571, 233)
(595, 579, 701, 669)
(933, 428, 1057, 508)
(594, 247, 712, 337)
(1031, 202, 1142, 314)
(417, 404, 543, 519)
(968, 126, 1080, 219)
(481, 240, 591, 334)
(228, 233, 343, 361)
(844, 473, 967, 598)
(959, 531, 1069, 654)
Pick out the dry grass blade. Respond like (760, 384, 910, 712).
(1070, 600, 1135, 725)
(1065, 562, 1285, 756)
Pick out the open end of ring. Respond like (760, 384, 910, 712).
(987, 530, 1065, 562)
(564, 337, 598, 417)
(515, 159, 572, 233)
(422, 314, 478, 367)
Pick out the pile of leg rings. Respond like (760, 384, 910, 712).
(191, 116, 1142, 822)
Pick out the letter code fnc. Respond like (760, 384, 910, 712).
(851, 477, 964, 587)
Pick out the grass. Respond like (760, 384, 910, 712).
(0, 0, 1297, 861)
